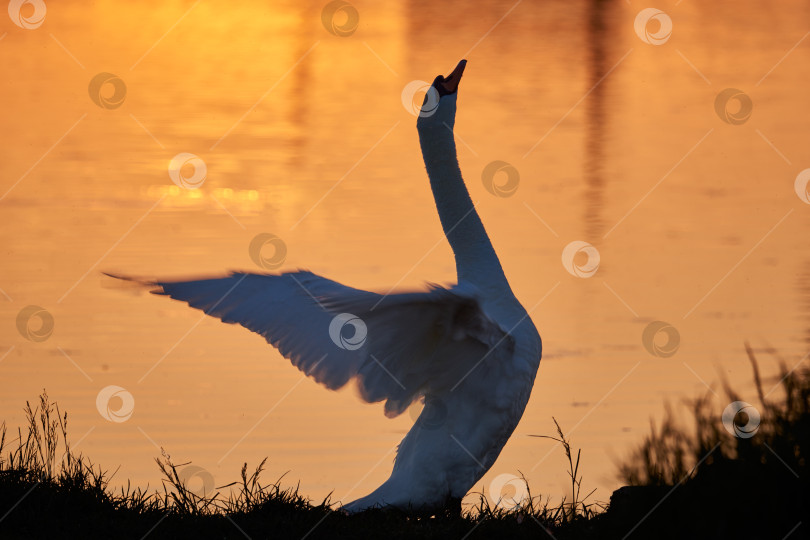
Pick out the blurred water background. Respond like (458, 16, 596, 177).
(1, 0, 809, 506)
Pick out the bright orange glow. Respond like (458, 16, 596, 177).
(1, 0, 809, 509)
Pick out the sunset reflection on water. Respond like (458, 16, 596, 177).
(1, 0, 809, 508)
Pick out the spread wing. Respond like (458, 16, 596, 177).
(115, 271, 514, 417)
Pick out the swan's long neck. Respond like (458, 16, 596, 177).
(417, 94, 509, 291)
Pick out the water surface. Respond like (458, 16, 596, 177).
(1, 0, 809, 507)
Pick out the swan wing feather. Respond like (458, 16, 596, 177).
(144, 271, 514, 416)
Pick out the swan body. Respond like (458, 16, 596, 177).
(114, 60, 542, 513)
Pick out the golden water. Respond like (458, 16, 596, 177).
(1, 0, 809, 507)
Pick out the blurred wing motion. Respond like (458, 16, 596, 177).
(116, 271, 514, 417)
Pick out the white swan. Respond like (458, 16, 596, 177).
(114, 60, 542, 513)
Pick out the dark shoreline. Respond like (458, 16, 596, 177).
(2, 354, 808, 539)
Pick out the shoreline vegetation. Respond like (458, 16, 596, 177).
(1, 350, 807, 539)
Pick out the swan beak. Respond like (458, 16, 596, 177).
(440, 59, 467, 94)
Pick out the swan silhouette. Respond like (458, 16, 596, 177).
(112, 60, 542, 513)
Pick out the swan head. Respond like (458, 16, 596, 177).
(418, 60, 466, 127)
(429, 59, 466, 98)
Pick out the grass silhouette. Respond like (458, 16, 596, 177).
(0, 392, 600, 539)
(612, 345, 808, 539)
(1, 347, 808, 539)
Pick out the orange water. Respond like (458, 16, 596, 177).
(1, 0, 809, 509)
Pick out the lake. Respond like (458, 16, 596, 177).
(1, 0, 808, 508)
